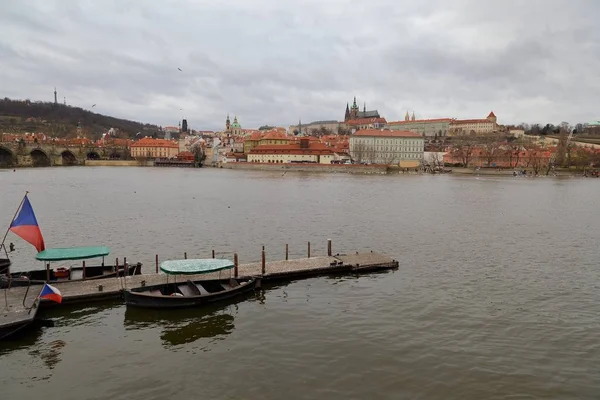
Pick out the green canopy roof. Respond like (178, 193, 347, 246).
(160, 259, 234, 275)
(35, 246, 110, 262)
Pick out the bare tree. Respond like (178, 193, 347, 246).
(450, 133, 477, 167)
(351, 142, 368, 163)
(571, 146, 591, 172)
(481, 134, 502, 167)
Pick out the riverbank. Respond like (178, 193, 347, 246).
(451, 167, 589, 176)
(222, 161, 390, 174)
(84, 160, 153, 167)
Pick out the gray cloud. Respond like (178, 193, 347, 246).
(1, 0, 599, 130)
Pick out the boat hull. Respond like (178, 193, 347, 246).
(124, 278, 256, 309)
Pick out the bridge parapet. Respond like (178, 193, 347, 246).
(0, 141, 130, 167)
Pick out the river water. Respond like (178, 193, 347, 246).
(1, 167, 599, 400)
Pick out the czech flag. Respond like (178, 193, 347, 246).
(40, 283, 62, 303)
(9, 195, 45, 252)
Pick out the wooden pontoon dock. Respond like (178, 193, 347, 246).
(1, 252, 398, 308)
(0, 285, 41, 339)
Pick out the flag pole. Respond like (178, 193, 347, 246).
(0, 191, 29, 248)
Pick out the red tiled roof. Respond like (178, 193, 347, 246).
(353, 129, 422, 138)
(260, 130, 290, 140)
(451, 119, 493, 124)
(488, 111, 496, 118)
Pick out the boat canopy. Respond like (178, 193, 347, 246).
(35, 246, 110, 262)
(160, 259, 234, 275)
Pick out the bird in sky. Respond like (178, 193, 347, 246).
(91, 104, 96, 108)
(177, 68, 182, 71)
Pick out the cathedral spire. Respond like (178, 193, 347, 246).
(363, 102, 366, 113)
(353, 96, 357, 108)
(411, 111, 416, 121)
(345, 103, 350, 121)
(405, 110, 410, 121)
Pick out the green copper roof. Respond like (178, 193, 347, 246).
(36, 246, 110, 261)
(160, 258, 234, 275)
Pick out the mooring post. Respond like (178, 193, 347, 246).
(82, 260, 86, 279)
(46, 262, 50, 282)
(285, 243, 289, 261)
(212, 249, 215, 258)
(234, 253, 239, 278)
(308, 242, 311, 258)
(261, 246, 266, 275)
(184, 252, 187, 259)
(124, 256, 128, 276)
(155, 254, 159, 274)
(327, 239, 332, 257)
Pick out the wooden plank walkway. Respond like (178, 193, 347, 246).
(0, 285, 41, 338)
(0, 252, 398, 308)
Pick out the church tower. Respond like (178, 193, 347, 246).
(344, 103, 350, 122)
(411, 111, 416, 121)
(405, 111, 410, 121)
(225, 114, 231, 132)
(350, 96, 359, 119)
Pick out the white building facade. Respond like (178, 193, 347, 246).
(349, 129, 425, 166)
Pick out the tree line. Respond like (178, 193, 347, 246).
(0, 98, 160, 139)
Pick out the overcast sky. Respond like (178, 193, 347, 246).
(2, 0, 599, 131)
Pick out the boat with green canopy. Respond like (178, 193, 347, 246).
(1, 193, 142, 288)
(3, 246, 142, 287)
(124, 258, 256, 309)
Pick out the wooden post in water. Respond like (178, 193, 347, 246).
(184, 252, 187, 259)
(155, 254, 159, 274)
(234, 253, 239, 278)
(261, 246, 266, 275)
(124, 256, 128, 276)
(327, 239, 332, 257)
(285, 244, 289, 261)
(46, 262, 50, 282)
(82, 260, 86, 279)
(115, 258, 118, 277)
(212, 249, 215, 258)
(307, 242, 311, 258)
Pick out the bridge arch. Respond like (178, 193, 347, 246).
(86, 151, 101, 160)
(0, 146, 15, 167)
(61, 150, 78, 166)
(30, 148, 51, 167)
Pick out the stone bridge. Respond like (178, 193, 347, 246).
(0, 142, 130, 167)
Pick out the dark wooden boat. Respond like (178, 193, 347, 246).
(1, 246, 142, 288)
(124, 277, 255, 309)
(124, 258, 255, 309)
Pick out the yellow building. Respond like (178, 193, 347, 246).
(243, 131, 264, 154)
(130, 137, 179, 159)
(258, 130, 291, 146)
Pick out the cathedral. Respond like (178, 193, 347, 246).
(344, 97, 380, 122)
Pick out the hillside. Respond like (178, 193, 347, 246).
(0, 98, 160, 139)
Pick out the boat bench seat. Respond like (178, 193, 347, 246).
(178, 281, 202, 297)
(229, 279, 240, 288)
(149, 289, 162, 296)
(194, 283, 211, 296)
